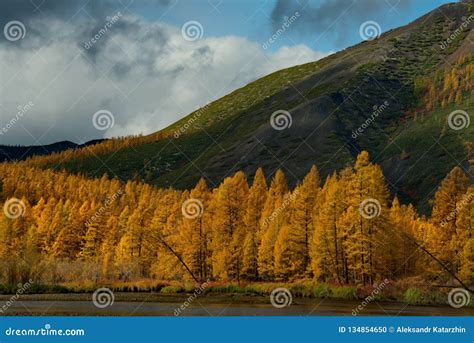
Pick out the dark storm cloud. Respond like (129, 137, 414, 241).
(1, 0, 175, 51)
(0, 0, 175, 25)
(0, 0, 128, 49)
(0, 0, 326, 146)
(0, 0, 170, 76)
(0, 0, 117, 25)
(111, 62, 132, 78)
(270, 0, 412, 47)
(79, 17, 144, 62)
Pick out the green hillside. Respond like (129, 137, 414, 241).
(25, 1, 473, 213)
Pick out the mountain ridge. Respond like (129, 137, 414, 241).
(0, 139, 105, 162)
(11, 0, 474, 213)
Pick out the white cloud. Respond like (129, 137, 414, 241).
(0, 15, 327, 145)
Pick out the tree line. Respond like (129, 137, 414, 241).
(0, 151, 472, 287)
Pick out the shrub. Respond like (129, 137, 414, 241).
(312, 284, 331, 298)
(330, 287, 355, 300)
(403, 288, 424, 304)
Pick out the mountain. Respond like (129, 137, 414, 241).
(0, 140, 105, 162)
(22, 1, 473, 213)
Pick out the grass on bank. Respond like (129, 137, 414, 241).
(1, 279, 470, 306)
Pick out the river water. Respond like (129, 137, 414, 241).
(2, 296, 473, 316)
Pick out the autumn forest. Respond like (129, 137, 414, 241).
(0, 151, 472, 291)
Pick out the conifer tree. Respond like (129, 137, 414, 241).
(241, 232, 258, 280)
(80, 223, 102, 259)
(290, 166, 320, 277)
(258, 169, 288, 280)
(342, 151, 390, 284)
(212, 171, 248, 280)
(312, 173, 344, 282)
(431, 167, 469, 273)
(180, 178, 212, 282)
(242, 168, 267, 280)
(457, 187, 474, 281)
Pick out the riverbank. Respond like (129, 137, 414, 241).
(1, 293, 473, 316)
(1, 279, 472, 307)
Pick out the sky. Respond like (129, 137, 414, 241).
(0, 0, 454, 146)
